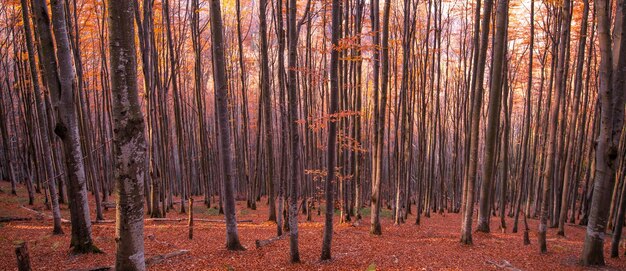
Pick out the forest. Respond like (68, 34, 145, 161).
(0, 0, 625, 269)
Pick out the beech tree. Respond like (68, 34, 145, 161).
(108, 0, 147, 269)
(286, 0, 305, 262)
(209, 0, 245, 251)
(476, 0, 508, 234)
(321, 0, 342, 260)
(30, 0, 98, 253)
(580, 0, 626, 264)
(19, 0, 63, 234)
(461, 0, 493, 245)
(258, 0, 277, 224)
(370, 0, 391, 236)
(539, 0, 572, 253)
(1, 0, 626, 267)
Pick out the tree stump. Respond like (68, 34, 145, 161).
(15, 242, 31, 271)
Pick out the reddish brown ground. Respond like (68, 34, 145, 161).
(0, 182, 625, 270)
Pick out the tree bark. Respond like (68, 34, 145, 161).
(321, 0, 342, 260)
(476, 0, 508, 233)
(287, 0, 301, 262)
(108, 0, 147, 268)
(370, 0, 391, 236)
(209, 0, 245, 251)
(558, 0, 590, 236)
(461, 0, 493, 245)
(539, 0, 571, 253)
(580, 0, 626, 264)
(21, 0, 63, 234)
(259, 0, 277, 224)
(47, 0, 97, 253)
(14, 242, 31, 271)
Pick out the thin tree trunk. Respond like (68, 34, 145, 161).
(461, 0, 493, 245)
(20, 0, 63, 234)
(558, 0, 590, 236)
(513, 0, 534, 233)
(287, 0, 300, 262)
(370, 0, 391, 236)
(259, 0, 277, 224)
(44, 0, 98, 253)
(476, 0, 508, 233)
(209, 0, 245, 251)
(539, 0, 571, 253)
(321, 0, 342, 260)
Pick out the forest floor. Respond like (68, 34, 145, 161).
(0, 182, 625, 271)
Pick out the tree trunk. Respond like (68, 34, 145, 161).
(513, 0, 534, 234)
(476, 0, 508, 233)
(209, 0, 245, 251)
(611, 171, 626, 257)
(461, 0, 493, 245)
(259, 0, 277, 224)
(287, 0, 301, 262)
(370, 0, 391, 236)
(558, 0, 590, 236)
(580, 0, 626, 264)
(21, 0, 63, 234)
(14, 242, 31, 271)
(539, 0, 571, 253)
(47, 0, 97, 253)
(108, 0, 147, 268)
(321, 0, 342, 260)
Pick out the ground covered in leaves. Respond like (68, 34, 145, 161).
(1, 182, 625, 270)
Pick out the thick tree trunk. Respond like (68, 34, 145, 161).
(275, 0, 288, 236)
(108, 0, 147, 269)
(580, 0, 626, 264)
(369, 0, 381, 234)
(352, 0, 365, 221)
(15, 242, 31, 271)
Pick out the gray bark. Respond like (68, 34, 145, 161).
(209, 0, 245, 251)
(476, 0, 508, 233)
(49, 0, 96, 253)
(20, 0, 63, 234)
(108, 0, 147, 269)
(580, 0, 626, 264)
(32, 0, 63, 234)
